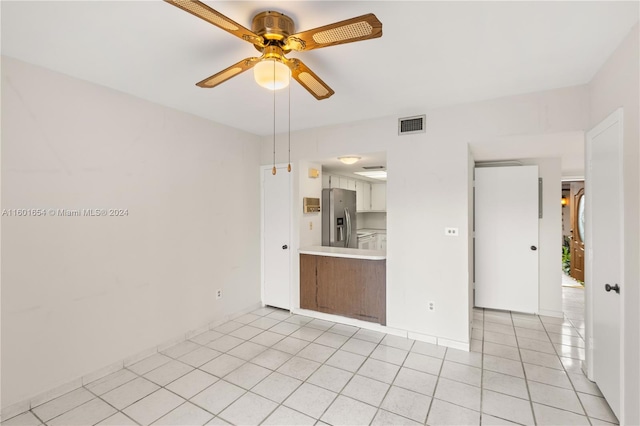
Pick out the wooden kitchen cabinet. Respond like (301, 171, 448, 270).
(300, 254, 386, 325)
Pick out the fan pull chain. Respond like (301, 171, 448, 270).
(272, 60, 277, 176)
(287, 75, 291, 173)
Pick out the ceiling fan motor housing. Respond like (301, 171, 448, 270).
(252, 11, 295, 46)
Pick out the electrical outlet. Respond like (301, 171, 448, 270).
(428, 301, 435, 311)
(445, 227, 459, 236)
(216, 289, 223, 300)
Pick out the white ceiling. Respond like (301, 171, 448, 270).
(2, 1, 638, 138)
(321, 151, 387, 180)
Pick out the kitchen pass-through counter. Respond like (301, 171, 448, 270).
(299, 246, 386, 325)
(298, 245, 386, 260)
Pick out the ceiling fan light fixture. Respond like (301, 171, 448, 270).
(254, 59, 291, 90)
(338, 156, 361, 165)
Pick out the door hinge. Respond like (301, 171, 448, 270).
(538, 178, 543, 219)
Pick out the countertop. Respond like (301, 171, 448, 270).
(299, 246, 386, 260)
(357, 228, 387, 237)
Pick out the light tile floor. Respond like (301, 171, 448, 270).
(4, 287, 618, 426)
(562, 273, 583, 289)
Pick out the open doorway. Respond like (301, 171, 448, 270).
(319, 151, 387, 251)
(562, 180, 585, 288)
(561, 180, 586, 357)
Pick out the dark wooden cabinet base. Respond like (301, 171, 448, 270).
(300, 254, 386, 325)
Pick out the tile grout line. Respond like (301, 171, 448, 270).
(481, 309, 534, 425)
(84, 382, 143, 426)
(262, 323, 356, 425)
(5, 313, 259, 426)
(100, 309, 281, 424)
(422, 341, 451, 425)
(186, 310, 292, 423)
(540, 313, 594, 426)
(511, 309, 538, 426)
(222, 315, 375, 424)
(99, 353, 211, 425)
(205, 311, 305, 423)
(204, 315, 443, 423)
(482, 311, 611, 424)
(13, 305, 603, 426)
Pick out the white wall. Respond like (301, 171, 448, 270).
(358, 212, 387, 230)
(1, 58, 262, 410)
(297, 162, 323, 248)
(263, 85, 588, 345)
(588, 23, 639, 425)
(289, 161, 323, 311)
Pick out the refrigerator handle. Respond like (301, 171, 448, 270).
(345, 207, 351, 248)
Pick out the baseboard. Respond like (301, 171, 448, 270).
(408, 332, 470, 351)
(292, 308, 471, 352)
(292, 308, 397, 336)
(0, 301, 262, 422)
(437, 337, 470, 351)
(538, 309, 564, 318)
(406, 331, 437, 345)
(0, 401, 31, 423)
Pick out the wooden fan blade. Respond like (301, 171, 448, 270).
(164, 0, 263, 47)
(284, 13, 382, 52)
(196, 57, 260, 88)
(286, 59, 335, 100)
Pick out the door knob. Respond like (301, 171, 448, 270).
(605, 283, 620, 294)
(282, 245, 288, 250)
(530, 246, 537, 251)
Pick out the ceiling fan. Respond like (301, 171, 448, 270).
(164, 1, 383, 100)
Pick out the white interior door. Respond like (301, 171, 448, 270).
(586, 109, 623, 420)
(262, 166, 291, 310)
(475, 166, 539, 313)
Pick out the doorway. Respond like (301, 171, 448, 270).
(475, 165, 540, 313)
(561, 180, 585, 287)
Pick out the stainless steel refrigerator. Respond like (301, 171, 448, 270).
(322, 188, 357, 248)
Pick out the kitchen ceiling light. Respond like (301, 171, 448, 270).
(254, 59, 291, 90)
(338, 156, 361, 165)
(354, 170, 387, 181)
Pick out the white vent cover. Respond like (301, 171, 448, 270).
(398, 115, 426, 135)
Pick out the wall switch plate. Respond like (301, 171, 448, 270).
(445, 227, 459, 236)
(309, 221, 313, 230)
(216, 289, 223, 300)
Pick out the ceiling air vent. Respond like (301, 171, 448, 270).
(398, 115, 426, 135)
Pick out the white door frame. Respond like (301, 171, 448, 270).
(260, 164, 294, 310)
(585, 108, 625, 417)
